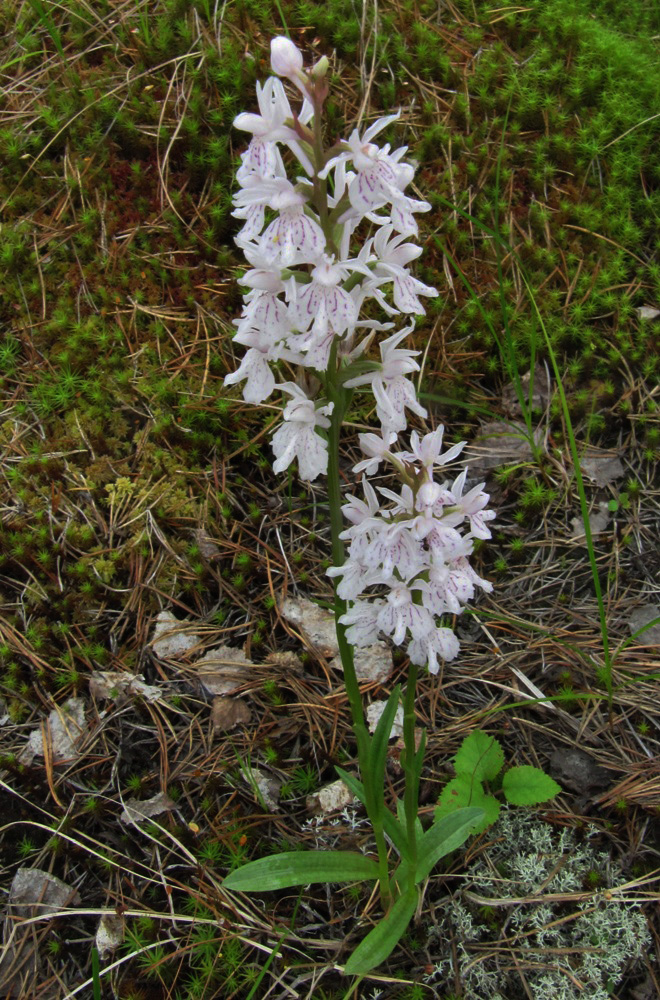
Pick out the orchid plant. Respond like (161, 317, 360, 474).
(222, 37, 494, 976)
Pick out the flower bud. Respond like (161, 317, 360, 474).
(311, 55, 329, 79)
(270, 36, 304, 78)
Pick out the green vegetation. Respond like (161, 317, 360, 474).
(0, 0, 657, 996)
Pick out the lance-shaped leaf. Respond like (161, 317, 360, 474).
(343, 886, 419, 976)
(367, 685, 402, 820)
(335, 767, 411, 859)
(223, 850, 378, 891)
(415, 807, 484, 884)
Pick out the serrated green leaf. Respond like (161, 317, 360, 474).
(343, 886, 419, 975)
(436, 775, 499, 834)
(416, 807, 484, 882)
(223, 851, 379, 891)
(454, 731, 504, 782)
(502, 766, 561, 806)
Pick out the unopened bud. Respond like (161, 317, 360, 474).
(270, 36, 304, 78)
(311, 55, 329, 79)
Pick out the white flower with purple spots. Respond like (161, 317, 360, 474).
(343, 325, 428, 434)
(271, 383, 333, 482)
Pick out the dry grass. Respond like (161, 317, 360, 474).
(0, 0, 659, 996)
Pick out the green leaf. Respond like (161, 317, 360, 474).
(416, 807, 484, 883)
(343, 886, 419, 975)
(223, 851, 379, 891)
(502, 766, 561, 806)
(435, 776, 499, 834)
(335, 767, 368, 808)
(368, 685, 402, 818)
(454, 731, 504, 782)
(396, 797, 423, 845)
(337, 769, 410, 859)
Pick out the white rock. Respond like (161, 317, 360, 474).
(151, 610, 199, 658)
(366, 700, 404, 737)
(571, 501, 610, 539)
(194, 646, 253, 696)
(307, 778, 356, 815)
(635, 305, 660, 321)
(20, 697, 85, 765)
(243, 767, 281, 811)
(9, 867, 80, 913)
(89, 671, 162, 704)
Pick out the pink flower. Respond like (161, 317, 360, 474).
(287, 256, 358, 340)
(352, 430, 398, 474)
(271, 384, 333, 481)
(370, 226, 438, 314)
(343, 325, 428, 434)
(408, 627, 460, 673)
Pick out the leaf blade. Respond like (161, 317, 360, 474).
(223, 851, 379, 891)
(454, 731, 504, 782)
(415, 807, 484, 883)
(343, 886, 419, 976)
(368, 685, 402, 819)
(502, 766, 561, 806)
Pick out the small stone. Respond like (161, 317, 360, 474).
(579, 447, 625, 486)
(96, 913, 125, 960)
(548, 749, 611, 794)
(9, 867, 80, 914)
(465, 420, 544, 474)
(89, 671, 162, 705)
(307, 778, 355, 815)
(151, 610, 199, 658)
(501, 364, 551, 418)
(635, 306, 660, 321)
(243, 767, 281, 811)
(20, 697, 85, 765)
(628, 605, 660, 646)
(571, 501, 610, 539)
(194, 527, 221, 562)
(366, 701, 404, 737)
(280, 596, 338, 658)
(211, 696, 251, 731)
(352, 643, 393, 684)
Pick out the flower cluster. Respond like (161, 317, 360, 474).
(226, 36, 436, 478)
(329, 428, 494, 671)
(226, 37, 494, 671)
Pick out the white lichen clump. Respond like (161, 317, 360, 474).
(426, 809, 651, 1000)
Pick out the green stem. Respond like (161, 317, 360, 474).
(325, 346, 391, 909)
(401, 660, 419, 886)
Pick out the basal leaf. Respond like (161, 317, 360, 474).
(502, 766, 561, 806)
(223, 851, 379, 891)
(337, 771, 410, 859)
(343, 886, 419, 976)
(454, 730, 504, 782)
(416, 807, 484, 883)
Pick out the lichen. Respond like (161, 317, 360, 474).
(425, 809, 651, 999)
